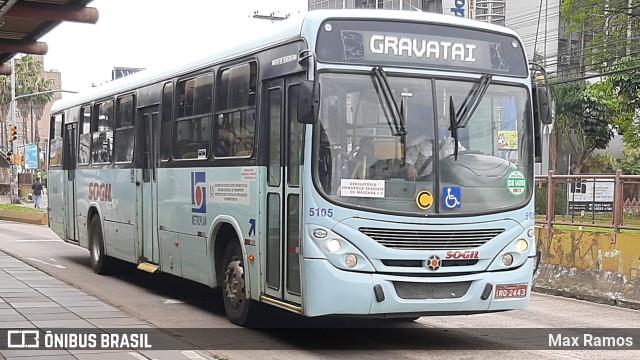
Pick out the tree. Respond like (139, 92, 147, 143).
(607, 56, 640, 147)
(561, 0, 640, 72)
(552, 81, 615, 173)
(14, 55, 52, 145)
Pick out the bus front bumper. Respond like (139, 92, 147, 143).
(302, 257, 535, 317)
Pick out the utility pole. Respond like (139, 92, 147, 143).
(252, 11, 290, 22)
(9, 57, 18, 204)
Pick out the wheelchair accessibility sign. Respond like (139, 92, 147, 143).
(442, 187, 461, 209)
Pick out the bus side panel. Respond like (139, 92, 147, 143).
(75, 168, 91, 249)
(179, 233, 211, 286)
(159, 229, 183, 277)
(47, 169, 65, 239)
(101, 169, 138, 263)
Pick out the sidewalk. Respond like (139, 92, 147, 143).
(0, 192, 47, 210)
(0, 251, 211, 359)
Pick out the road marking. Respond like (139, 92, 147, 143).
(181, 351, 207, 359)
(163, 299, 184, 304)
(128, 353, 151, 360)
(27, 257, 66, 269)
(16, 239, 63, 242)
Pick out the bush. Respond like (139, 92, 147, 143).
(535, 182, 567, 215)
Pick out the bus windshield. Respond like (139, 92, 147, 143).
(314, 72, 533, 216)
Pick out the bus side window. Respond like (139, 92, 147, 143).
(114, 94, 135, 163)
(172, 74, 213, 160)
(214, 62, 256, 158)
(78, 105, 91, 165)
(92, 100, 114, 164)
(49, 113, 64, 167)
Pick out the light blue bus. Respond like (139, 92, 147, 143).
(48, 10, 551, 325)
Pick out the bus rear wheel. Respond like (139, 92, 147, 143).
(222, 241, 257, 326)
(89, 216, 116, 275)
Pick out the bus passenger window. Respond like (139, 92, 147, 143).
(91, 100, 114, 164)
(173, 73, 213, 160)
(114, 95, 135, 163)
(78, 105, 91, 165)
(214, 62, 257, 158)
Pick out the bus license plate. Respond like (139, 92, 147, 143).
(495, 284, 527, 299)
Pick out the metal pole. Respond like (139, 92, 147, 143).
(10, 57, 19, 204)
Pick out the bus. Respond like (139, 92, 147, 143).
(48, 9, 551, 326)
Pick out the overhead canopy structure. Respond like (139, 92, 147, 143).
(0, 0, 98, 75)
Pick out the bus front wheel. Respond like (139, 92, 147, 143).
(89, 216, 115, 275)
(222, 241, 256, 326)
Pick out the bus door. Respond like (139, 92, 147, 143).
(63, 122, 78, 242)
(136, 105, 160, 265)
(264, 76, 304, 305)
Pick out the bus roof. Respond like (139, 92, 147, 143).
(52, 9, 522, 112)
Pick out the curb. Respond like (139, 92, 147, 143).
(0, 208, 48, 225)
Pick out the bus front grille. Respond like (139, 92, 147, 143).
(393, 281, 472, 299)
(359, 228, 504, 250)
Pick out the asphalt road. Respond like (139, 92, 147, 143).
(1, 220, 639, 360)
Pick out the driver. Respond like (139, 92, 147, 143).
(405, 116, 465, 180)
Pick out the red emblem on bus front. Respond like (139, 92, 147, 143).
(427, 255, 441, 271)
(445, 250, 480, 259)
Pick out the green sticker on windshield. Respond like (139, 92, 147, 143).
(506, 170, 527, 197)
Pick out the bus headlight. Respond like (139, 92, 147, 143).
(324, 239, 341, 254)
(516, 239, 529, 253)
(502, 253, 514, 266)
(308, 227, 375, 272)
(345, 254, 358, 268)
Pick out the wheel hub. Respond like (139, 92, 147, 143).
(224, 258, 245, 308)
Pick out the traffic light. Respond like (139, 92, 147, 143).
(8, 125, 17, 142)
(5, 149, 13, 163)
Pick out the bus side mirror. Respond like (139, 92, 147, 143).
(298, 80, 320, 124)
(534, 86, 552, 125)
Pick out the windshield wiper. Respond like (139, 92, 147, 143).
(448, 97, 459, 161)
(448, 74, 492, 161)
(455, 74, 492, 129)
(372, 66, 407, 137)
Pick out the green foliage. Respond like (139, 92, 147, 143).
(552, 81, 614, 173)
(618, 144, 640, 175)
(561, 0, 640, 72)
(607, 56, 640, 147)
(583, 153, 617, 173)
(535, 183, 567, 215)
(0, 204, 40, 213)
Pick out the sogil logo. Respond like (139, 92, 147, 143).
(191, 172, 206, 214)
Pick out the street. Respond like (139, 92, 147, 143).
(1, 220, 639, 360)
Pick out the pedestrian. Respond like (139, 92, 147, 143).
(31, 178, 43, 209)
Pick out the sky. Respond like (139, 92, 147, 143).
(40, 0, 308, 95)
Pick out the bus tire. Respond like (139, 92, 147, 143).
(222, 240, 256, 326)
(89, 216, 115, 275)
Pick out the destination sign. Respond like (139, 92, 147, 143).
(316, 20, 528, 77)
